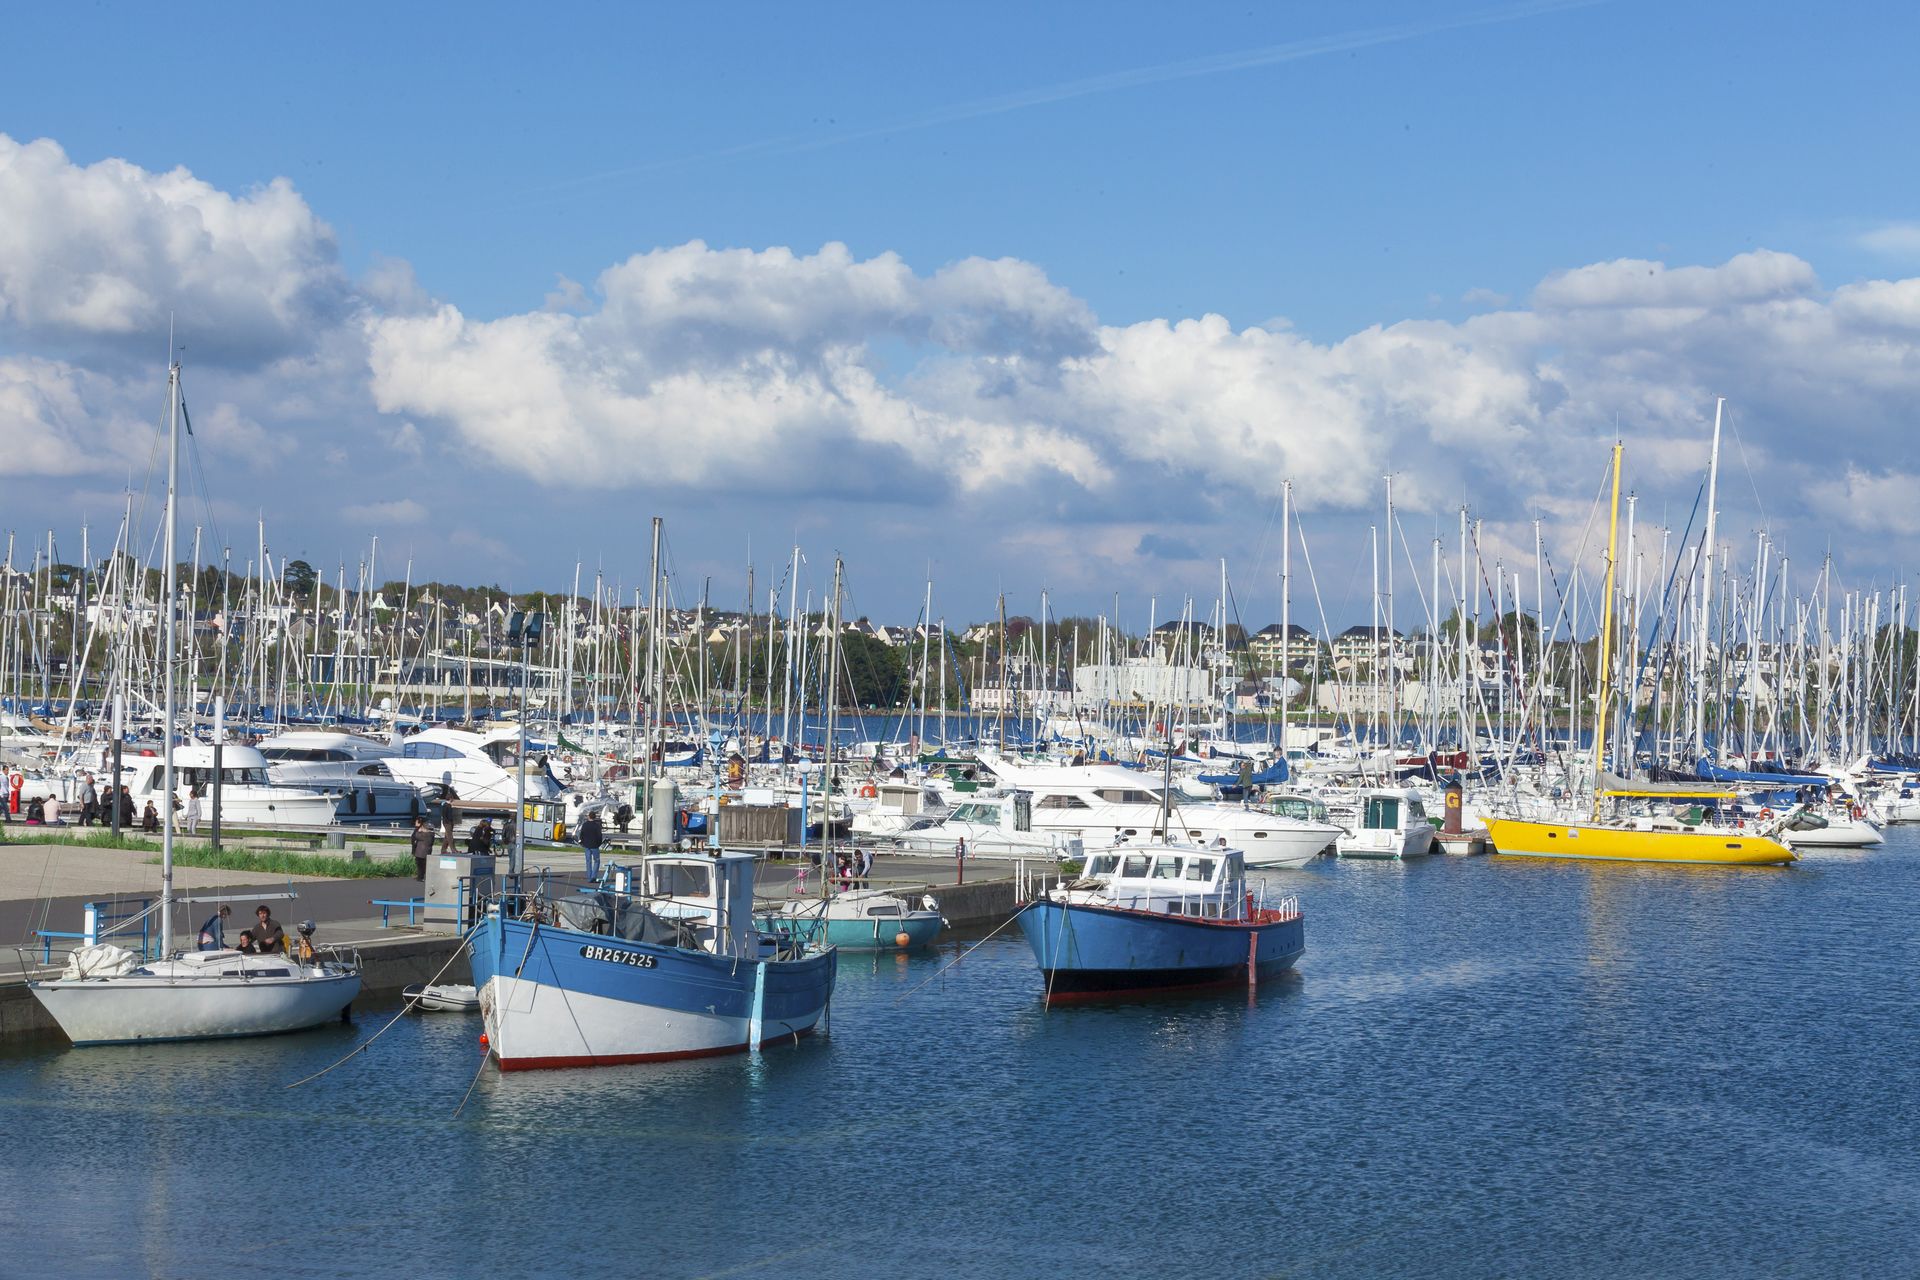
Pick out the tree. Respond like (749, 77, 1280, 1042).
(284, 559, 318, 598)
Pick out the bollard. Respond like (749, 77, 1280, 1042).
(1443, 777, 1464, 836)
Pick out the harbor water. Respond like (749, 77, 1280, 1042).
(4, 832, 1920, 1277)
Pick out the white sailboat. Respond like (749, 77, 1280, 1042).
(29, 359, 359, 1045)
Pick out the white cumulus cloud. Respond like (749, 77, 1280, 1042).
(0, 134, 352, 363)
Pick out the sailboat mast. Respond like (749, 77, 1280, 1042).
(641, 517, 662, 855)
(1280, 479, 1291, 756)
(1693, 397, 1725, 763)
(823, 557, 843, 901)
(160, 361, 182, 954)
(1590, 442, 1624, 818)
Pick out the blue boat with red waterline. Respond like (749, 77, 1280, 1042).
(1015, 843, 1304, 1002)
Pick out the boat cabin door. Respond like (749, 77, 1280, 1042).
(1013, 790, 1032, 832)
(1362, 794, 1401, 832)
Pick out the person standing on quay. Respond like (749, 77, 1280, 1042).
(579, 809, 604, 882)
(410, 815, 435, 881)
(79, 773, 97, 826)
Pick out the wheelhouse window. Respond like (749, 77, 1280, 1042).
(651, 864, 712, 898)
(1120, 854, 1151, 878)
(1097, 788, 1161, 804)
(1151, 857, 1181, 879)
(1085, 855, 1119, 876)
(1037, 794, 1091, 810)
(1186, 858, 1216, 881)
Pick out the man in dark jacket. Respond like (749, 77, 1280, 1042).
(409, 816, 435, 880)
(118, 786, 136, 828)
(579, 811, 604, 881)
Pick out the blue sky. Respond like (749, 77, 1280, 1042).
(5, 0, 1920, 631)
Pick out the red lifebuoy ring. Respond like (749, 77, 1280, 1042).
(1758, 807, 1774, 821)
(859, 783, 878, 799)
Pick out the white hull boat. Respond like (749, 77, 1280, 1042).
(405, 982, 480, 1013)
(1336, 788, 1439, 859)
(1782, 815, 1884, 849)
(30, 948, 360, 1045)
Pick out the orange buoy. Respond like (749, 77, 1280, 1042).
(478, 1033, 489, 1047)
(895, 932, 912, 948)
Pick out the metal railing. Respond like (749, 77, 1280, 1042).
(31, 897, 155, 962)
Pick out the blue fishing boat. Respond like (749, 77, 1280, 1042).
(469, 852, 836, 1070)
(1016, 843, 1304, 1002)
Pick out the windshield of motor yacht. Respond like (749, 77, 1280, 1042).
(1092, 787, 1164, 805)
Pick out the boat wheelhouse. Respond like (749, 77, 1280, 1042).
(1336, 787, 1437, 859)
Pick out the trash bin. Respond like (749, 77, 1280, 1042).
(422, 850, 495, 932)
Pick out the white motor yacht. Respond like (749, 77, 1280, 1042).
(257, 730, 427, 823)
(119, 743, 338, 827)
(978, 751, 1342, 869)
(383, 725, 565, 804)
(1336, 787, 1439, 859)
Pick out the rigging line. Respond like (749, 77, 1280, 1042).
(1722, 403, 1770, 533)
(451, 1039, 494, 1121)
(282, 921, 483, 1089)
(891, 906, 1026, 1004)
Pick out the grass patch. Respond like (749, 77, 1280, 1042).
(4, 828, 172, 853)
(0, 830, 408, 878)
(153, 846, 416, 879)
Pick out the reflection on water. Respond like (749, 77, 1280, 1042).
(5, 830, 1920, 1277)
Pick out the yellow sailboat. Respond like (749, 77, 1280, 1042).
(1484, 442, 1794, 868)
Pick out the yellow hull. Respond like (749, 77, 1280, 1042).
(1483, 816, 1795, 866)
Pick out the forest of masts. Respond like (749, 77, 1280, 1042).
(3, 490, 1918, 765)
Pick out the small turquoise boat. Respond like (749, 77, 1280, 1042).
(762, 890, 945, 951)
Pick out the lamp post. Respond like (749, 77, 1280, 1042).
(507, 608, 544, 879)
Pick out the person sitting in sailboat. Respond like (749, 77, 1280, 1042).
(253, 906, 286, 955)
(197, 905, 232, 951)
